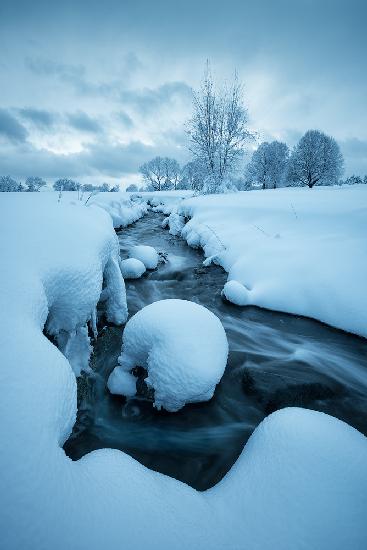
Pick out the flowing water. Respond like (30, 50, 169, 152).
(64, 212, 367, 490)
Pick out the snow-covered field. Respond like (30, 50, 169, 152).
(167, 185, 367, 338)
(0, 190, 367, 549)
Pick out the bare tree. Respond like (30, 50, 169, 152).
(163, 157, 182, 190)
(139, 156, 166, 191)
(246, 141, 289, 189)
(181, 160, 206, 191)
(25, 176, 47, 192)
(287, 130, 344, 188)
(187, 64, 252, 192)
(0, 175, 22, 192)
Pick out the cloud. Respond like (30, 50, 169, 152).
(18, 107, 57, 128)
(67, 111, 102, 133)
(0, 109, 28, 143)
(120, 81, 192, 115)
(115, 111, 134, 128)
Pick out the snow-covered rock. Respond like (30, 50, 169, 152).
(162, 212, 186, 236)
(129, 244, 159, 269)
(120, 257, 146, 279)
(108, 299, 229, 411)
(175, 186, 367, 338)
(222, 280, 251, 306)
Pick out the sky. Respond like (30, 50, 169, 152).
(0, 0, 366, 188)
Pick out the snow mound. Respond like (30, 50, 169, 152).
(175, 186, 367, 338)
(120, 258, 146, 279)
(222, 280, 251, 306)
(162, 212, 186, 236)
(129, 244, 159, 269)
(108, 299, 228, 411)
(90, 192, 148, 228)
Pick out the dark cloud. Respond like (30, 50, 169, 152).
(0, 109, 28, 142)
(18, 107, 57, 128)
(115, 111, 134, 128)
(67, 111, 102, 133)
(120, 82, 192, 115)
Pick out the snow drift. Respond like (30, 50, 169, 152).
(170, 185, 367, 338)
(0, 192, 366, 550)
(108, 299, 229, 411)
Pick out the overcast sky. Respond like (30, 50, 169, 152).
(0, 0, 366, 187)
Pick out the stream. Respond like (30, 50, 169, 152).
(64, 212, 367, 490)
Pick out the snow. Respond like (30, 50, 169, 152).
(129, 244, 159, 269)
(162, 211, 186, 236)
(1, 191, 367, 550)
(120, 257, 146, 279)
(108, 299, 229, 411)
(89, 191, 148, 228)
(222, 279, 250, 306)
(171, 185, 367, 338)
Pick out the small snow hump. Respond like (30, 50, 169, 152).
(107, 299, 229, 412)
(120, 258, 146, 279)
(129, 245, 159, 269)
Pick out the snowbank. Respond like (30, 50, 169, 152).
(173, 185, 367, 338)
(108, 299, 228, 411)
(141, 190, 193, 215)
(129, 244, 159, 269)
(1, 192, 367, 550)
(90, 192, 148, 228)
(120, 257, 146, 279)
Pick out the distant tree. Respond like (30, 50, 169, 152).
(25, 176, 47, 192)
(287, 130, 344, 188)
(344, 175, 363, 185)
(364, 176, 367, 185)
(186, 64, 252, 192)
(100, 183, 111, 192)
(110, 185, 120, 192)
(53, 178, 80, 191)
(246, 141, 289, 189)
(0, 175, 21, 192)
(126, 184, 139, 192)
(181, 160, 205, 191)
(163, 157, 182, 190)
(139, 156, 166, 191)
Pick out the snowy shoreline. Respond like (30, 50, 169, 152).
(0, 191, 366, 549)
(165, 185, 367, 339)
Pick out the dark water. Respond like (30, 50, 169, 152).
(64, 212, 367, 490)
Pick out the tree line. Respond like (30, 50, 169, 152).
(138, 66, 366, 192)
(0, 176, 119, 193)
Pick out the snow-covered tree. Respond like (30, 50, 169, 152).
(110, 185, 120, 192)
(126, 184, 138, 192)
(25, 176, 47, 192)
(139, 157, 166, 191)
(186, 64, 252, 193)
(344, 175, 363, 185)
(287, 130, 344, 188)
(181, 160, 205, 191)
(246, 141, 289, 189)
(0, 175, 21, 192)
(53, 178, 80, 191)
(100, 183, 111, 192)
(163, 157, 182, 190)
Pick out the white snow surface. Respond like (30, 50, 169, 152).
(108, 299, 229, 411)
(171, 186, 367, 338)
(1, 192, 367, 550)
(90, 192, 148, 228)
(129, 244, 159, 269)
(120, 257, 146, 279)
